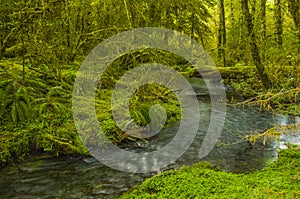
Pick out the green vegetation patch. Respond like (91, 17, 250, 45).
(121, 147, 300, 198)
(0, 60, 182, 166)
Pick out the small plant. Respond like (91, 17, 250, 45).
(0, 79, 33, 124)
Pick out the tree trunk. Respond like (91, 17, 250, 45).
(230, 0, 235, 22)
(241, 0, 272, 88)
(287, 0, 300, 52)
(260, 0, 267, 62)
(274, 0, 283, 46)
(217, 0, 227, 67)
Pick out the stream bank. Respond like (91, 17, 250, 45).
(0, 99, 299, 198)
(120, 146, 300, 199)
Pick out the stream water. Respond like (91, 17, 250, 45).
(0, 78, 299, 199)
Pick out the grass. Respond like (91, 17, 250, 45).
(120, 146, 300, 198)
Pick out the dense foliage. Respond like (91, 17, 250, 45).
(0, 0, 299, 170)
(0, 59, 88, 165)
(0, 52, 185, 164)
(1, 0, 299, 67)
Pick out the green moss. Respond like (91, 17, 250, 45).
(0, 60, 181, 165)
(215, 65, 300, 116)
(120, 148, 300, 198)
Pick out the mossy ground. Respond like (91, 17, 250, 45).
(217, 65, 300, 116)
(120, 146, 300, 199)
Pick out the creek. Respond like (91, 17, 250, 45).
(0, 78, 299, 199)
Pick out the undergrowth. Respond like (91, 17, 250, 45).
(0, 59, 181, 166)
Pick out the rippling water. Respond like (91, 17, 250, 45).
(0, 78, 299, 199)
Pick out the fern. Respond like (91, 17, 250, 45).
(130, 104, 151, 126)
(25, 79, 48, 94)
(0, 81, 33, 124)
(0, 79, 13, 87)
(11, 102, 17, 123)
(0, 89, 8, 120)
(16, 86, 32, 121)
(33, 86, 71, 117)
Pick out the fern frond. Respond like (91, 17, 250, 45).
(39, 103, 48, 115)
(0, 79, 13, 88)
(19, 100, 32, 121)
(51, 102, 69, 112)
(18, 86, 31, 105)
(130, 104, 151, 126)
(11, 102, 17, 123)
(0, 89, 8, 118)
(48, 86, 69, 97)
(25, 79, 48, 93)
(15, 102, 25, 123)
(60, 81, 73, 91)
(55, 98, 71, 104)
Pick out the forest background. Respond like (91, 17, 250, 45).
(0, 0, 299, 165)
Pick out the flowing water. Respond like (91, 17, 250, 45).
(0, 78, 299, 199)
